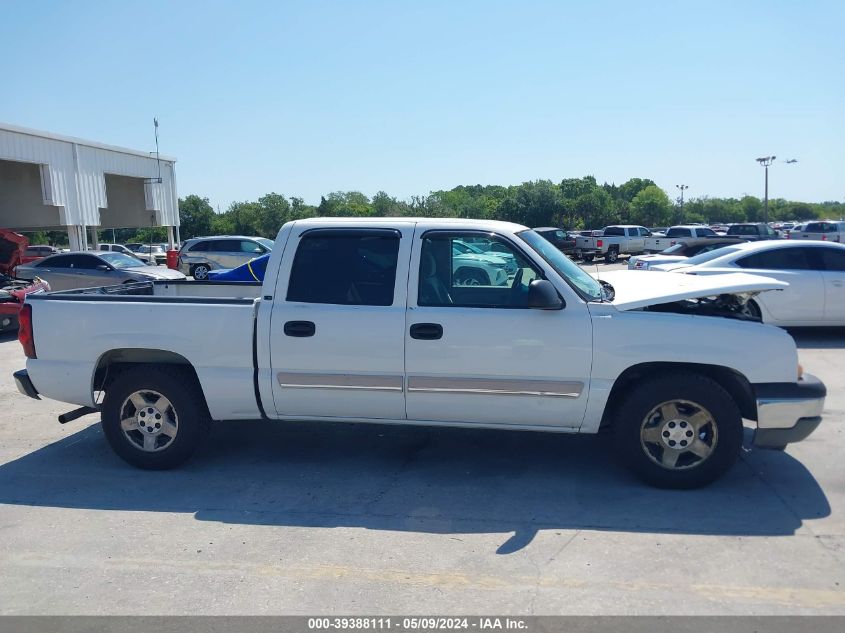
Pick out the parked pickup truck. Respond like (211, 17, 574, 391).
(14, 218, 826, 489)
(726, 223, 780, 241)
(787, 220, 845, 243)
(642, 225, 720, 253)
(575, 225, 653, 263)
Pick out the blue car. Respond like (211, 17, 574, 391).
(205, 254, 270, 282)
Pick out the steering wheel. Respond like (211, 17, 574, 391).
(509, 268, 524, 306)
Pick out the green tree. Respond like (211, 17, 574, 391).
(178, 195, 215, 239)
(256, 192, 290, 237)
(630, 185, 672, 227)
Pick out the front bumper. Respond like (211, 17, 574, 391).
(753, 373, 825, 448)
(14, 369, 40, 400)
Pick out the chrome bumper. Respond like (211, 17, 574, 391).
(753, 374, 825, 448)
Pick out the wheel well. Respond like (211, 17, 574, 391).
(93, 349, 202, 395)
(600, 362, 757, 428)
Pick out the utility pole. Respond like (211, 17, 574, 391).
(756, 156, 776, 223)
(676, 184, 688, 223)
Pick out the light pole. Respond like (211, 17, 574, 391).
(756, 156, 776, 223)
(676, 184, 688, 222)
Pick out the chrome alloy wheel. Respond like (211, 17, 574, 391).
(119, 390, 179, 452)
(640, 399, 719, 470)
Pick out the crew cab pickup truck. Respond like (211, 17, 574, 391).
(642, 225, 719, 253)
(726, 223, 780, 241)
(788, 221, 845, 243)
(14, 218, 826, 489)
(575, 225, 652, 263)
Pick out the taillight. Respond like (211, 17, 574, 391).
(597, 239, 603, 248)
(822, 234, 827, 241)
(18, 303, 36, 359)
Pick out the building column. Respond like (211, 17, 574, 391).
(67, 225, 82, 251)
(89, 226, 99, 249)
(167, 226, 175, 249)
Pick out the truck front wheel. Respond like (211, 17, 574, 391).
(101, 365, 210, 470)
(612, 373, 743, 489)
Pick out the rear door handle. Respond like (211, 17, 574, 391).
(410, 323, 443, 340)
(284, 320, 316, 337)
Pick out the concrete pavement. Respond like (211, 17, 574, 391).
(0, 321, 843, 614)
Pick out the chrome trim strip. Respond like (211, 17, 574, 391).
(407, 376, 583, 398)
(277, 372, 404, 392)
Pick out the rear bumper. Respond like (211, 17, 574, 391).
(753, 373, 825, 448)
(13, 369, 40, 400)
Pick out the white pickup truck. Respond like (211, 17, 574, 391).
(643, 225, 720, 253)
(575, 225, 653, 263)
(14, 218, 826, 489)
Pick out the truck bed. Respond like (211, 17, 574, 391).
(24, 280, 263, 420)
(47, 279, 263, 301)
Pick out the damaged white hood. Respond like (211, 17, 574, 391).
(592, 270, 788, 311)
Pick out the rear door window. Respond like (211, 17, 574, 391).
(287, 230, 401, 306)
(819, 248, 845, 272)
(667, 228, 692, 238)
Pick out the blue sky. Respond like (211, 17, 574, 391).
(1, 0, 842, 209)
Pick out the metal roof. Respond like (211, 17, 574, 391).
(0, 122, 176, 162)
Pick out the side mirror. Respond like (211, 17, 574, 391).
(527, 279, 564, 310)
(96, 264, 111, 271)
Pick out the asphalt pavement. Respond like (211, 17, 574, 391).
(1, 272, 843, 614)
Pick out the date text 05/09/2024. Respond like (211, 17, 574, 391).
(307, 618, 528, 631)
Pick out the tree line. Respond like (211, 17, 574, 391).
(177, 177, 843, 241)
(24, 177, 845, 245)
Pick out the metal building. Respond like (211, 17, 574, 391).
(0, 122, 179, 250)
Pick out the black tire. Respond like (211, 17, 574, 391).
(582, 254, 594, 263)
(605, 248, 619, 264)
(455, 267, 489, 286)
(191, 264, 211, 280)
(612, 373, 743, 489)
(742, 299, 762, 321)
(101, 365, 210, 470)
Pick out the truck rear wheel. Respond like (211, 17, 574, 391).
(101, 365, 210, 470)
(612, 373, 743, 488)
(605, 248, 619, 264)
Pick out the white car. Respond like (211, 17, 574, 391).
(628, 238, 745, 270)
(651, 241, 845, 326)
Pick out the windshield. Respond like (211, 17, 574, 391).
(257, 238, 274, 250)
(662, 243, 685, 254)
(99, 252, 146, 269)
(518, 230, 602, 301)
(683, 246, 744, 266)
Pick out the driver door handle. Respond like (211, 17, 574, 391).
(410, 323, 443, 340)
(284, 320, 316, 337)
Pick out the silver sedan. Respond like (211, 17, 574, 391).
(15, 251, 186, 291)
